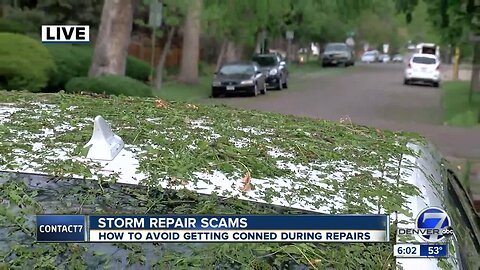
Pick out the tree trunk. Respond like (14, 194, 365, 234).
(256, 29, 267, 53)
(470, 41, 480, 103)
(224, 40, 245, 63)
(178, 0, 202, 84)
(153, 26, 176, 90)
(88, 0, 136, 77)
(224, 40, 237, 62)
(215, 39, 228, 71)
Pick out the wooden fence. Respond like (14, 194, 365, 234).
(127, 41, 182, 68)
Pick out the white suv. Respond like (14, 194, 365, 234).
(404, 53, 440, 87)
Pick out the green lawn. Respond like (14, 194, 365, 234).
(441, 81, 480, 127)
(153, 76, 212, 102)
(288, 60, 322, 74)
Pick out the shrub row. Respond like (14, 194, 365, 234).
(0, 31, 153, 97)
(65, 76, 153, 97)
(0, 33, 56, 91)
(45, 44, 153, 90)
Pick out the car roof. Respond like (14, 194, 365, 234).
(221, 61, 256, 66)
(253, 53, 277, 58)
(0, 91, 469, 269)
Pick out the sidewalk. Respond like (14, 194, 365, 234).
(441, 64, 472, 81)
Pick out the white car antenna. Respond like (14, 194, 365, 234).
(84, 115, 124, 161)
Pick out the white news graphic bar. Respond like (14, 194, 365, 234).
(393, 244, 421, 257)
(41, 25, 90, 43)
(89, 230, 387, 242)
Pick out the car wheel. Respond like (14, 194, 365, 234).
(251, 83, 259, 96)
(282, 78, 288, 89)
(212, 90, 220, 98)
(276, 79, 283, 90)
(260, 82, 267, 94)
(433, 82, 439, 88)
(403, 79, 409, 85)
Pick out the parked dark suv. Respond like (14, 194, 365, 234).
(321, 42, 355, 67)
(252, 53, 288, 90)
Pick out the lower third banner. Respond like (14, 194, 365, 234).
(37, 214, 389, 243)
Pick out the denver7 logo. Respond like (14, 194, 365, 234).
(416, 207, 451, 242)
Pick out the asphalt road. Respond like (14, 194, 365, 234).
(213, 63, 480, 159)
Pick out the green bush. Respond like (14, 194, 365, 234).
(45, 44, 153, 90)
(0, 18, 28, 33)
(45, 44, 92, 90)
(126, 56, 153, 82)
(65, 75, 153, 97)
(4, 8, 54, 34)
(199, 62, 215, 76)
(0, 33, 56, 91)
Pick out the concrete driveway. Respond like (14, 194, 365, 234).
(213, 63, 480, 160)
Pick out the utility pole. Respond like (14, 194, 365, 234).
(472, 0, 480, 122)
(453, 46, 460, 80)
(148, 0, 163, 86)
(286, 30, 294, 64)
(469, 20, 480, 103)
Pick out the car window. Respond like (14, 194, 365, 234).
(325, 44, 347, 51)
(252, 56, 278, 66)
(219, 64, 254, 75)
(422, 47, 436, 54)
(412, 56, 436, 64)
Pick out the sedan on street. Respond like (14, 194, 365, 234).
(321, 42, 355, 67)
(392, 54, 404, 63)
(404, 53, 441, 87)
(252, 53, 288, 90)
(211, 62, 266, 97)
(361, 50, 378, 63)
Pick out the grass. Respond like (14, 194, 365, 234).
(153, 76, 212, 102)
(441, 81, 480, 127)
(288, 60, 322, 74)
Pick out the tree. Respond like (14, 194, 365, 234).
(142, 0, 187, 89)
(178, 0, 202, 84)
(36, 0, 103, 27)
(203, 0, 291, 65)
(88, 0, 137, 77)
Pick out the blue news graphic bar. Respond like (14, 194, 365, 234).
(89, 215, 389, 230)
(36, 215, 86, 242)
(419, 245, 448, 257)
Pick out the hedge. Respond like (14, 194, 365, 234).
(126, 56, 153, 82)
(0, 33, 56, 91)
(45, 44, 153, 90)
(65, 75, 153, 97)
(45, 45, 92, 90)
(0, 18, 28, 34)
